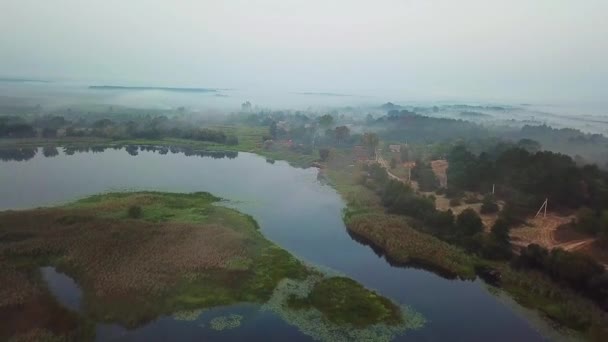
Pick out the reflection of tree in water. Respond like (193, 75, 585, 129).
(125, 145, 139, 156)
(42, 146, 59, 158)
(63, 146, 76, 155)
(0, 144, 238, 160)
(0, 147, 37, 161)
(122, 145, 238, 159)
(91, 146, 107, 153)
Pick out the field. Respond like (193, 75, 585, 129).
(0, 191, 410, 341)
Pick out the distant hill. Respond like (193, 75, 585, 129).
(89, 85, 218, 93)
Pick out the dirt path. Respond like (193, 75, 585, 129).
(510, 214, 575, 250)
(555, 238, 595, 251)
(376, 151, 413, 186)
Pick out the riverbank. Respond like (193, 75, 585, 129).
(0, 191, 420, 341)
(3, 139, 607, 340)
(322, 151, 608, 341)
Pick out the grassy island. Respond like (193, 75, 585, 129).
(0, 192, 420, 341)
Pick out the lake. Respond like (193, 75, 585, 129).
(0, 147, 565, 341)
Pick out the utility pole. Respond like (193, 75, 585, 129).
(535, 198, 548, 218)
(492, 183, 495, 195)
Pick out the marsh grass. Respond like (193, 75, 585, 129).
(346, 213, 476, 279)
(0, 192, 309, 338)
(324, 159, 475, 279)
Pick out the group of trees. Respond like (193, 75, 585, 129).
(360, 163, 508, 259)
(1, 114, 240, 146)
(514, 244, 608, 310)
(447, 144, 608, 243)
(447, 144, 608, 211)
(371, 111, 490, 144)
(574, 208, 608, 245)
(411, 161, 440, 191)
(511, 125, 608, 167)
(0, 116, 36, 138)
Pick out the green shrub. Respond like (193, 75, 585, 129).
(480, 196, 499, 214)
(128, 205, 142, 218)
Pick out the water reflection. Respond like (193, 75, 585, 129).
(40, 266, 83, 313)
(42, 146, 59, 158)
(346, 230, 461, 280)
(0, 145, 238, 161)
(0, 147, 37, 161)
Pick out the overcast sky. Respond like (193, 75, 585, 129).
(1, 0, 607, 103)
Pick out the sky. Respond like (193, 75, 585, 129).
(1, 0, 607, 103)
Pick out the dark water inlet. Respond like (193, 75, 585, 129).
(40, 266, 83, 313)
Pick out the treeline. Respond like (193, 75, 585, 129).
(0, 116, 36, 138)
(447, 144, 608, 241)
(511, 125, 608, 167)
(515, 244, 608, 311)
(0, 115, 239, 145)
(371, 110, 491, 144)
(447, 145, 608, 210)
(370, 110, 608, 167)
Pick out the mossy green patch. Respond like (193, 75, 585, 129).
(287, 277, 402, 328)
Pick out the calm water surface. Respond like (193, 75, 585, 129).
(0, 148, 562, 341)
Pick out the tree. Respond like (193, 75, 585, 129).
(334, 126, 350, 145)
(411, 161, 439, 191)
(365, 113, 375, 124)
(455, 209, 483, 236)
(319, 148, 330, 162)
(42, 146, 59, 158)
(41, 128, 57, 138)
(517, 138, 541, 153)
(241, 101, 252, 111)
(269, 121, 278, 139)
(491, 218, 510, 242)
(390, 157, 397, 169)
(362, 132, 379, 158)
(400, 146, 410, 161)
(128, 205, 143, 218)
(318, 114, 334, 128)
(575, 207, 599, 235)
(480, 195, 499, 214)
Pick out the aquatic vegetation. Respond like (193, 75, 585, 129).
(172, 309, 205, 321)
(209, 314, 243, 331)
(347, 213, 476, 279)
(287, 277, 403, 327)
(262, 276, 425, 342)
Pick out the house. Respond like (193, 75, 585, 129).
(388, 144, 401, 153)
(353, 145, 369, 161)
